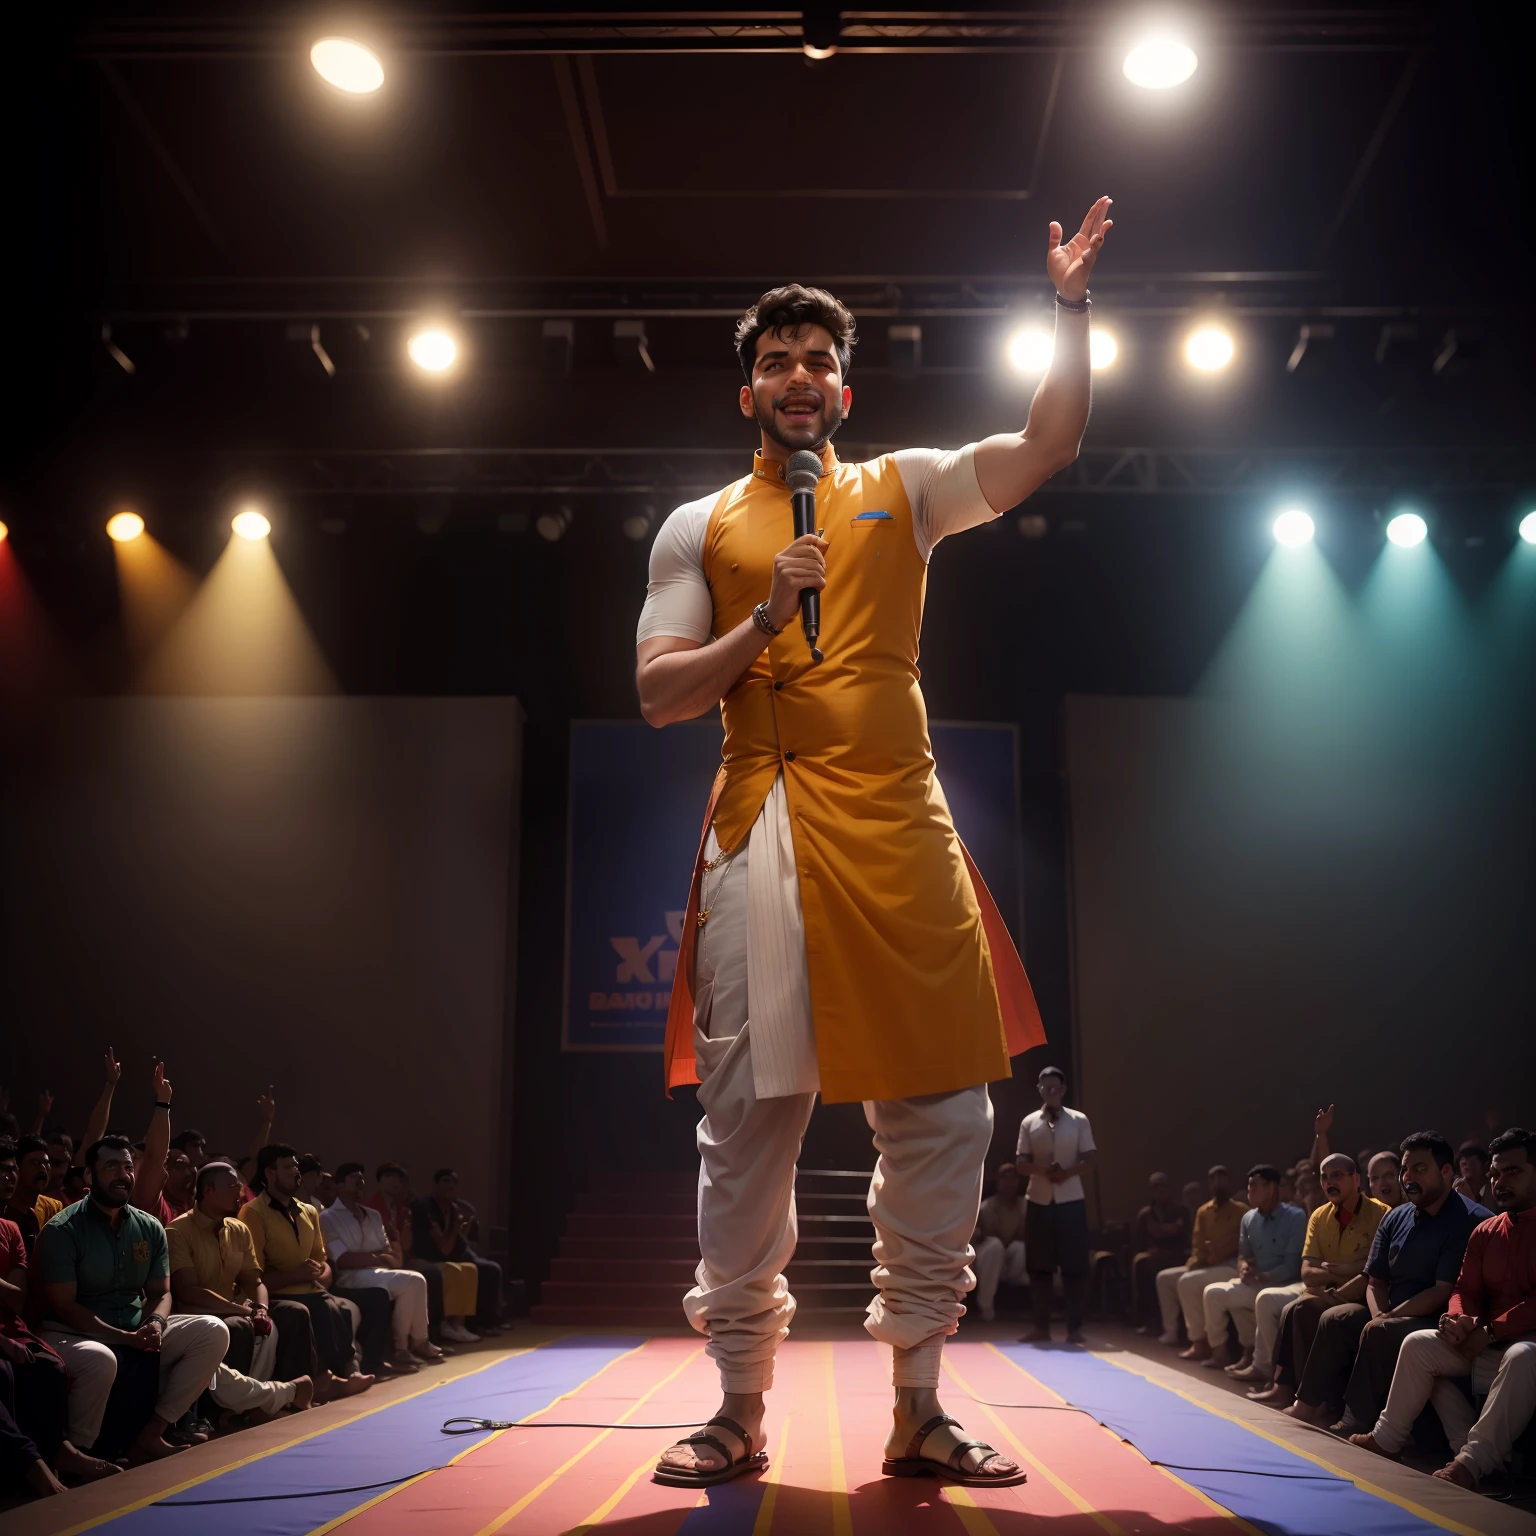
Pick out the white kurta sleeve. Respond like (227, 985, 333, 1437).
(893, 444, 1001, 563)
(318, 1208, 353, 1260)
(636, 495, 716, 644)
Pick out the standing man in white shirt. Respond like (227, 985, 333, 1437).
(1015, 1067, 1097, 1342)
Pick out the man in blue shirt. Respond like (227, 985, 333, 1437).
(1285, 1131, 1491, 1433)
(36, 1136, 230, 1462)
(1199, 1165, 1305, 1371)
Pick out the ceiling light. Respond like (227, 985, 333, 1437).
(536, 505, 573, 543)
(1520, 511, 1536, 545)
(1006, 325, 1053, 375)
(232, 508, 272, 541)
(106, 511, 145, 542)
(310, 38, 384, 94)
(1123, 36, 1198, 90)
(407, 326, 458, 374)
(622, 504, 658, 542)
(1386, 511, 1428, 548)
(1089, 329, 1118, 371)
(1272, 508, 1315, 547)
(1184, 324, 1235, 372)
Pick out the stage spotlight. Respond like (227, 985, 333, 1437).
(311, 38, 384, 94)
(1006, 325, 1053, 375)
(106, 511, 145, 543)
(622, 503, 658, 542)
(1185, 324, 1234, 372)
(536, 504, 573, 543)
(1515, 510, 1536, 544)
(1386, 511, 1428, 548)
(1090, 329, 1118, 371)
(0, 520, 8, 542)
(232, 508, 272, 541)
(407, 326, 458, 374)
(1273, 508, 1315, 547)
(1123, 35, 1198, 90)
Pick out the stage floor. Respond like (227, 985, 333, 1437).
(10, 1324, 1533, 1536)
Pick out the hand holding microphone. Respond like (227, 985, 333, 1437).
(765, 534, 826, 636)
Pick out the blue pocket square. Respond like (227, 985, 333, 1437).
(853, 509, 892, 521)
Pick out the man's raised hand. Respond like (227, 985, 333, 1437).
(1047, 196, 1113, 302)
(1314, 1103, 1334, 1136)
(103, 1048, 121, 1086)
(152, 1061, 172, 1105)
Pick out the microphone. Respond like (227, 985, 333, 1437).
(785, 450, 824, 663)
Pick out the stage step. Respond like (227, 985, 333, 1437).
(538, 1168, 879, 1324)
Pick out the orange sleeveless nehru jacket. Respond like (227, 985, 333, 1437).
(662, 447, 1045, 1103)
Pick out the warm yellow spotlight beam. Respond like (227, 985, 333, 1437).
(113, 534, 198, 661)
(408, 327, 458, 373)
(137, 534, 336, 696)
(0, 520, 8, 543)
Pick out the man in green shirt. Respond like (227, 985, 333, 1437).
(37, 1136, 229, 1461)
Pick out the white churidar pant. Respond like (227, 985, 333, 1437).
(683, 821, 993, 1392)
(334, 1267, 431, 1352)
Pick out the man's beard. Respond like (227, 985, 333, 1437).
(93, 1183, 132, 1208)
(754, 389, 845, 452)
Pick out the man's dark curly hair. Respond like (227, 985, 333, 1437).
(734, 284, 856, 380)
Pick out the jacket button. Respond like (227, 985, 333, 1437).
(773, 681, 784, 691)
(784, 751, 796, 762)
(730, 562, 740, 572)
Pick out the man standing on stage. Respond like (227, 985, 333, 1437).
(637, 197, 1112, 1488)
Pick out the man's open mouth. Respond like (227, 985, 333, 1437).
(778, 397, 821, 421)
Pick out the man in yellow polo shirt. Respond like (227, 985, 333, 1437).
(6, 1136, 64, 1258)
(639, 199, 1113, 1489)
(1248, 1152, 1388, 1406)
(239, 1145, 371, 1399)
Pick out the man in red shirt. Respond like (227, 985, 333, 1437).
(1350, 1126, 1536, 1487)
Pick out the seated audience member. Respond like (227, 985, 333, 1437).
(412, 1169, 503, 1341)
(1247, 1154, 1388, 1399)
(296, 1155, 328, 1210)
(43, 1135, 74, 1199)
(167, 1163, 313, 1419)
(1015, 1066, 1097, 1343)
(364, 1163, 414, 1258)
(1351, 1128, 1536, 1488)
(6, 1138, 63, 1258)
(170, 1130, 207, 1170)
(1285, 1132, 1491, 1433)
(1278, 1169, 1298, 1208)
(1200, 1165, 1305, 1371)
(161, 1149, 195, 1220)
(239, 1146, 373, 1399)
(61, 1166, 88, 1205)
(1155, 1165, 1246, 1356)
(1454, 1142, 1493, 1208)
(322, 1165, 445, 1372)
(971, 1163, 1028, 1322)
(1368, 1151, 1406, 1209)
(1132, 1172, 1191, 1333)
(1180, 1181, 1205, 1221)
(36, 1137, 230, 1462)
(1294, 1163, 1324, 1216)
(1, 1147, 120, 1492)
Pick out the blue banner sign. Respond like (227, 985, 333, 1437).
(563, 720, 1022, 1052)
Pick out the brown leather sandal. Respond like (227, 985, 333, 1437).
(652, 1415, 769, 1487)
(881, 1413, 1028, 1487)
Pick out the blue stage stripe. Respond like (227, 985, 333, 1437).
(670, 1467, 768, 1535)
(93, 1337, 638, 1536)
(1003, 1345, 1455, 1536)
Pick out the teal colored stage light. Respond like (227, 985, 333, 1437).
(1520, 510, 1536, 544)
(1386, 511, 1428, 548)
(1272, 508, 1315, 547)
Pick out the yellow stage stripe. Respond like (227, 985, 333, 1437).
(944, 1485, 1005, 1536)
(824, 1341, 852, 1536)
(54, 1343, 545, 1536)
(987, 1345, 1261, 1535)
(566, 1451, 660, 1534)
(941, 1355, 1126, 1536)
(1090, 1350, 1488, 1536)
(315, 1339, 653, 1533)
(472, 1344, 705, 1534)
(749, 1413, 790, 1536)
